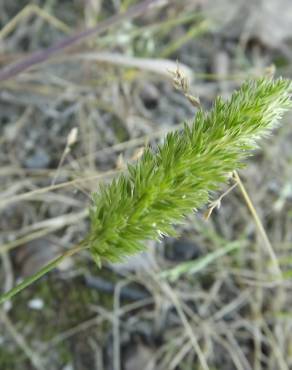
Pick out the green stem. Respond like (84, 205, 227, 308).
(0, 242, 87, 305)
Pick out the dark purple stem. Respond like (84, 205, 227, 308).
(0, 0, 159, 82)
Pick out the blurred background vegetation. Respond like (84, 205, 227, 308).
(0, 0, 292, 369)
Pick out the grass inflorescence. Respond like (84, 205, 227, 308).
(87, 77, 292, 265)
(0, 77, 291, 305)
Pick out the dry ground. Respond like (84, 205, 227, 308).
(0, 1, 292, 369)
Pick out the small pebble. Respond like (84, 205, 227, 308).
(27, 298, 44, 310)
(62, 364, 73, 370)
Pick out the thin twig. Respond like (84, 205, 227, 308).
(0, 310, 46, 370)
(204, 181, 238, 220)
(0, 4, 71, 40)
(0, 0, 162, 81)
(154, 275, 210, 370)
(0, 169, 118, 210)
(233, 171, 282, 279)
